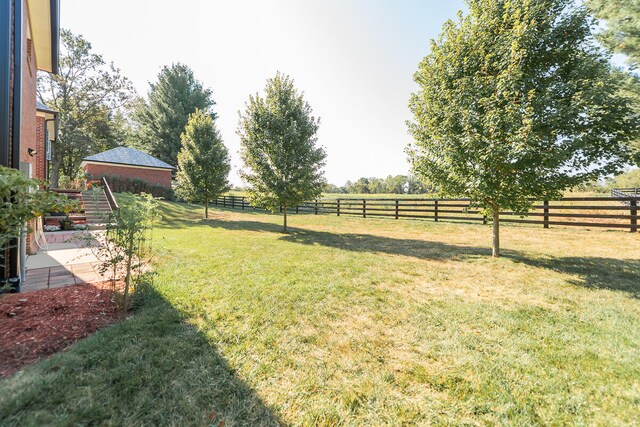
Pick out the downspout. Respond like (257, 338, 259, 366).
(44, 116, 57, 182)
(50, 0, 59, 74)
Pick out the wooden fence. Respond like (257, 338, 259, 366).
(214, 195, 639, 233)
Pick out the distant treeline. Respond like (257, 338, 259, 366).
(325, 175, 430, 194)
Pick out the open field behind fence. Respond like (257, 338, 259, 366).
(214, 194, 640, 232)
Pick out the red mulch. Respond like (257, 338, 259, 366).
(0, 282, 123, 378)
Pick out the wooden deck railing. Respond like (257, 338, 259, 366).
(102, 177, 119, 211)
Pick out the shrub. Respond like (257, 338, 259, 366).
(88, 174, 174, 200)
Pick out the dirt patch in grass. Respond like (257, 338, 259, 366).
(0, 282, 123, 378)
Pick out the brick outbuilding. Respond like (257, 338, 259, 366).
(81, 147, 175, 188)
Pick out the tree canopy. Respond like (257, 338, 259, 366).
(37, 29, 133, 187)
(586, 0, 640, 163)
(238, 73, 326, 231)
(175, 109, 231, 218)
(132, 63, 215, 168)
(408, 0, 639, 256)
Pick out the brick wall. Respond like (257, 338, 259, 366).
(35, 116, 46, 180)
(84, 163, 173, 188)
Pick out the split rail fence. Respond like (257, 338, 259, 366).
(214, 195, 639, 233)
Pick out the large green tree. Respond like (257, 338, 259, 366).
(175, 109, 230, 218)
(37, 30, 133, 187)
(238, 73, 326, 232)
(132, 63, 215, 167)
(408, 0, 639, 257)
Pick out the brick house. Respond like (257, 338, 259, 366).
(81, 147, 175, 189)
(1, 0, 60, 283)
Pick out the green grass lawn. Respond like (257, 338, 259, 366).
(2, 201, 639, 425)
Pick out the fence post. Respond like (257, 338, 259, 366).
(231, 196, 235, 209)
(296, 205, 299, 214)
(434, 200, 438, 222)
(215, 197, 218, 207)
(363, 199, 366, 218)
(315, 200, 318, 215)
(337, 199, 341, 216)
(223, 196, 226, 207)
(543, 200, 549, 229)
(631, 199, 638, 233)
(395, 200, 399, 219)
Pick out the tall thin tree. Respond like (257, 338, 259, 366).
(238, 73, 326, 232)
(175, 109, 230, 218)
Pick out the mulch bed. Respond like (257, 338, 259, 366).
(0, 282, 123, 378)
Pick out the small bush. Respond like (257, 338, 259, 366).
(88, 174, 174, 200)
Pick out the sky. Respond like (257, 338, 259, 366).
(60, 0, 467, 186)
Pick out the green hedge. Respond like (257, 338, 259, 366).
(89, 174, 174, 200)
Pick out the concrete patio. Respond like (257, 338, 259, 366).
(22, 231, 111, 292)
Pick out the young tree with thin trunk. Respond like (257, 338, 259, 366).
(238, 73, 326, 232)
(175, 109, 230, 218)
(408, 0, 639, 257)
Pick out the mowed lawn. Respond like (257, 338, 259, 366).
(2, 201, 640, 426)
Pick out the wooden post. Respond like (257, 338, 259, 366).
(315, 200, 318, 215)
(543, 200, 549, 229)
(434, 200, 438, 222)
(363, 199, 366, 218)
(631, 199, 638, 233)
(223, 196, 226, 207)
(215, 197, 218, 206)
(337, 199, 341, 216)
(241, 197, 245, 210)
(296, 205, 299, 214)
(231, 196, 235, 209)
(395, 199, 399, 219)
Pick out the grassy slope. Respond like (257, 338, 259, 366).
(1, 201, 639, 426)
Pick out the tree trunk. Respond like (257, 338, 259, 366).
(50, 160, 62, 188)
(492, 207, 500, 258)
(283, 206, 288, 232)
(205, 200, 209, 219)
(123, 232, 135, 312)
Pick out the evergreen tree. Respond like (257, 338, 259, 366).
(133, 63, 215, 167)
(587, 0, 640, 163)
(175, 109, 230, 218)
(238, 73, 326, 232)
(408, 0, 639, 257)
(586, 0, 640, 68)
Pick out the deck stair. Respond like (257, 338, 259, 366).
(81, 189, 113, 229)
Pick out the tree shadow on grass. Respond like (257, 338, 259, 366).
(505, 253, 640, 299)
(0, 288, 284, 426)
(203, 218, 640, 299)
(201, 218, 491, 261)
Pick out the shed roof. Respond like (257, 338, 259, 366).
(82, 147, 175, 170)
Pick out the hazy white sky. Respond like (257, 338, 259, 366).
(61, 0, 466, 186)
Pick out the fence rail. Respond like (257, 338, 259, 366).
(214, 195, 640, 233)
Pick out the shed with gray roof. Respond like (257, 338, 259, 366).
(81, 147, 174, 189)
